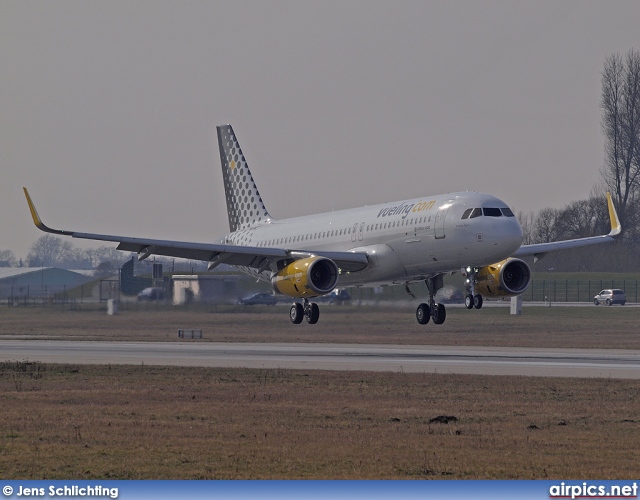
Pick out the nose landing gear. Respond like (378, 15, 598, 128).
(463, 267, 483, 310)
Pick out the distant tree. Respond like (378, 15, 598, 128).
(554, 194, 609, 240)
(26, 235, 74, 267)
(533, 207, 561, 243)
(600, 49, 640, 239)
(91, 246, 130, 268)
(0, 249, 17, 267)
(517, 211, 535, 245)
(59, 247, 93, 269)
(94, 261, 118, 278)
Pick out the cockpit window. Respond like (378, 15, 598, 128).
(463, 208, 493, 219)
(483, 207, 502, 217)
(501, 208, 515, 217)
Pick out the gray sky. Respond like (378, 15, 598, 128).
(2, 1, 639, 260)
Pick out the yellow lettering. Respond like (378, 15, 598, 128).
(411, 200, 436, 213)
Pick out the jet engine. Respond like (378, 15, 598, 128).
(472, 258, 531, 297)
(272, 256, 339, 298)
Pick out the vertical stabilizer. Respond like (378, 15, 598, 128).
(217, 125, 271, 232)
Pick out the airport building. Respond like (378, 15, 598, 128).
(0, 267, 94, 300)
(172, 275, 243, 305)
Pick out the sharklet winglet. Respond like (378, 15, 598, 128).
(606, 192, 622, 237)
(23, 187, 73, 236)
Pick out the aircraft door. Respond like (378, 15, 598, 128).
(434, 202, 452, 239)
(351, 223, 358, 242)
(358, 222, 365, 241)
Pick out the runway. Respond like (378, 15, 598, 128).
(2, 340, 640, 378)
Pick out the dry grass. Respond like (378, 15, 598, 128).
(0, 361, 639, 479)
(1, 304, 640, 479)
(1, 303, 639, 349)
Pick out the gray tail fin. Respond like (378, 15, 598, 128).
(217, 125, 271, 232)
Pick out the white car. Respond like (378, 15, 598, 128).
(593, 289, 626, 306)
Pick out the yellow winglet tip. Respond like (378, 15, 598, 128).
(23, 187, 65, 234)
(606, 192, 622, 236)
(23, 187, 45, 229)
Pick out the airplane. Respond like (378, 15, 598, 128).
(24, 124, 622, 325)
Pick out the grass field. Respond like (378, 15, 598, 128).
(1, 304, 639, 479)
(1, 302, 639, 349)
(1, 362, 639, 479)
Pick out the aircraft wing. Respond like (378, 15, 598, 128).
(512, 192, 621, 262)
(23, 188, 369, 273)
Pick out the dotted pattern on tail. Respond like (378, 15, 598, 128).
(217, 125, 271, 233)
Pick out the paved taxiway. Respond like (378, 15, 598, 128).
(2, 340, 640, 378)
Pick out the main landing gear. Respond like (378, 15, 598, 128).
(415, 275, 447, 325)
(290, 298, 320, 325)
(415, 301, 446, 325)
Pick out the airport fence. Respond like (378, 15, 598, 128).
(525, 279, 639, 303)
(1, 281, 118, 307)
(2, 278, 639, 309)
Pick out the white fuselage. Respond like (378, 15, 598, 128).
(223, 191, 523, 286)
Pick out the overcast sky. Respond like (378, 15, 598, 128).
(2, 1, 639, 260)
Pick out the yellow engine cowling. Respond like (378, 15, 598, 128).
(271, 256, 339, 298)
(473, 258, 531, 297)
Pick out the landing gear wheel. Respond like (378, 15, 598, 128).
(473, 294, 483, 309)
(290, 303, 304, 324)
(416, 303, 430, 325)
(306, 303, 320, 324)
(432, 303, 446, 325)
(465, 294, 474, 309)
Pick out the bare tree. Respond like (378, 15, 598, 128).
(60, 247, 93, 269)
(533, 207, 561, 243)
(517, 211, 535, 245)
(554, 194, 609, 240)
(600, 49, 640, 239)
(92, 246, 130, 268)
(26, 235, 75, 267)
(0, 249, 17, 267)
